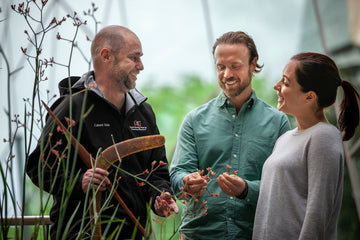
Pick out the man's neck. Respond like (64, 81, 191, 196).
(100, 86, 126, 110)
(227, 89, 252, 114)
(94, 72, 127, 110)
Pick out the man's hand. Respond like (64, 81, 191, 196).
(217, 172, 246, 197)
(154, 192, 179, 217)
(82, 168, 111, 193)
(183, 172, 208, 196)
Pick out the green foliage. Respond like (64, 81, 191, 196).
(251, 77, 278, 107)
(140, 75, 219, 161)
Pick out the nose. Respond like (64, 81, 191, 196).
(273, 80, 281, 91)
(223, 68, 233, 79)
(137, 59, 144, 71)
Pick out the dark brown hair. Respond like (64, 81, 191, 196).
(212, 31, 263, 73)
(291, 52, 360, 140)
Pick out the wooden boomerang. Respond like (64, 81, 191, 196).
(41, 101, 165, 238)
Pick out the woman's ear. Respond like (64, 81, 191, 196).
(305, 91, 317, 104)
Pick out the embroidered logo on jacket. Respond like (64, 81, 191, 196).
(130, 120, 147, 131)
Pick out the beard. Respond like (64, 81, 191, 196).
(122, 73, 136, 90)
(112, 66, 136, 92)
(220, 70, 253, 98)
(221, 77, 248, 98)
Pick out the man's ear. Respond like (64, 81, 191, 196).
(100, 48, 111, 62)
(250, 57, 258, 73)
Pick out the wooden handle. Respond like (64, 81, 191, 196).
(97, 135, 165, 170)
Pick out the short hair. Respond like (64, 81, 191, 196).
(91, 26, 129, 58)
(212, 31, 263, 73)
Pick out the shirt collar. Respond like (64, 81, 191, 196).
(216, 90, 257, 109)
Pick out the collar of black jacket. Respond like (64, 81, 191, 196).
(58, 71, 148, 113)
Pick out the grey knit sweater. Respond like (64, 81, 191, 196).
(253, 122, 344, 240)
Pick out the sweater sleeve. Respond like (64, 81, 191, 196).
(299, 128, 344, 239)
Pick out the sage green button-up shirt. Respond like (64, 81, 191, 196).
(170, 91, 290, 240)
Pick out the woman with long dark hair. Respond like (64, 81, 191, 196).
(253, 52, 360, 239)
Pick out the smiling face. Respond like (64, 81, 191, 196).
(214, 43, 256, 99)
(273, 60, 309, 117)
(111, 34, 144, 91)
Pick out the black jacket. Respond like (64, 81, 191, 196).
(26, 72, 172, 239)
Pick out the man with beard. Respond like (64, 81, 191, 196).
(27, 25, 178, 240)
(170, 31, 290, 239)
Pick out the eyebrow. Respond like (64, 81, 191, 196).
(130, 52, 143, 56)
(283, 75, 291, 82)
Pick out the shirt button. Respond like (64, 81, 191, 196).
(233, 154, 237, 158)
(229, 218, 232, 221)
(235, 133, 238, 137)
(230, 196, 233, 200)
(232, 114, 236, 118)
(247, 198, 250, 202)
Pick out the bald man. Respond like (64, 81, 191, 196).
(27, 25, 178, 240)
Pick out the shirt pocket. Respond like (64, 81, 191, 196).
(244, 137, 275, 178)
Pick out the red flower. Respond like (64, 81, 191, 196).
(65, 117, 76, 127)
(55, 139, 62, 146)
(52, 149, 59, 158)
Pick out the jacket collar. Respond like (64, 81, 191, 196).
(66, 71, 148, 113)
